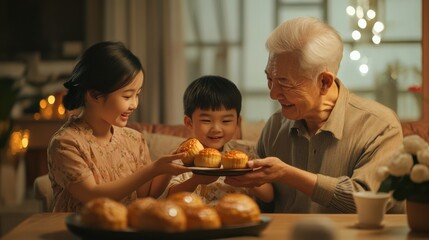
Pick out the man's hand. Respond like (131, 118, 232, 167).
(225, 157, 287, 187)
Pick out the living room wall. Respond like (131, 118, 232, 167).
(0, 0, 85, 60)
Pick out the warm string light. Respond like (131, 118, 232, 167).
(346, 0, 385, 76)
(8, 129, 30, 156)
(34, 93, 66, 120)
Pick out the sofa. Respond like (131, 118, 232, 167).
(129, 120, 429, 141)
(401, 121, 429, 141)
(127, 120, 429, 159)
(33, 119, 428, 212)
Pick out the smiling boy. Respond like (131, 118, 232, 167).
(165, 75, 273, 205)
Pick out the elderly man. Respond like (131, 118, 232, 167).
(225, 17, 403, 213)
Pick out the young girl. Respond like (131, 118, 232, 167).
(48, 41, 188, 212)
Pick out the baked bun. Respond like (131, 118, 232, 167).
(132, 200, 187, 232)
(80, 197, 128, 230)
(221, 150, 249, 169)
(194, 148, 222, 168)
(127, 197, 157, 230)
(176, 138, 204, 166)
(167, 192, 205, 209)
(215, 193, 261, 226)
(184, 205, 222, 230)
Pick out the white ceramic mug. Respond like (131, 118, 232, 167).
(352, 191, 391, 229)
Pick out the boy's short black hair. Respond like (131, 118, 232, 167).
(184, 75, 242, 117)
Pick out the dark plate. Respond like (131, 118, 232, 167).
(65, 214, 271, 240)
(187, 167, 253, 176)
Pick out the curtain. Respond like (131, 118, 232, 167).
(102, 0, 187, 124)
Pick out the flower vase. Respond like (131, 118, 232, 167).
(406, 194, 429, 233)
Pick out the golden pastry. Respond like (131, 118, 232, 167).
(176, 138, 204, 166)
(131, 200, 187, 232)
(194, 148, 222, 168)
(167, 192, 205, 209)
(215, 193, 261, 226)
(221, 150, 249, 169)
(80, 197, 128, 230)
(184, 205, 222, 230)
(127, 197, 156, 230)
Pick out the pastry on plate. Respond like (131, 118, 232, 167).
(131, 200, 187, 232)
(176, 138, 204, 166)
(183, 205, 222, 230)
(167, 191, 205, 209)
(80, 197, 128, 230)
(127, 197, 157, 230)
(221, 150, 249, 169)
(194, 148, 222, 168)
(215, 193, 261, 226)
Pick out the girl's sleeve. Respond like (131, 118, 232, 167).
(48, 135, 92, 189)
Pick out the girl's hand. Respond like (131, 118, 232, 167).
(152, 152, 190, 175)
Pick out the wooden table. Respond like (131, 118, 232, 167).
(2, 213, 427, 240)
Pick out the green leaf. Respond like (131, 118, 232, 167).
(393, 175, 417, 201)
(378, 176, 393, 193)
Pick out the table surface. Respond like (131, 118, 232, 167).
(2, 213, 428, 240)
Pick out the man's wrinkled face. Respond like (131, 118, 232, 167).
(265, 52, 321, 120)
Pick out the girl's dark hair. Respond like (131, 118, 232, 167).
(62, 41, 144, 110)
(183, 75, 241, 117)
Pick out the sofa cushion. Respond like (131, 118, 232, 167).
(132, 120, 429, 161)
(142, 131, 186, 161)
(241, 119, 265, 142)
(401, 121, 429, 142)
(127, 122, 192, 138)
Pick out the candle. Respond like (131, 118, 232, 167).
(8, 129, 30, 156)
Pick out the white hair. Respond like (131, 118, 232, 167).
(266, 17, 343, 80)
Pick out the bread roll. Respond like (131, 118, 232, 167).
(194, 148, 222, 168)
(215, 193, 261, 226)
(80, 198, 128, 230)
(167, 192, 205, 209)
(221, 150, 249, 169)
(127, 197, 156, 230)
(176, 138, 204, 166)
(131, 200, 187, 232)
(184, 205, 222, 230)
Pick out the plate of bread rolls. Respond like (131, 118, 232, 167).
(66, 193, 271, 240)
(175, 138, 255, 176)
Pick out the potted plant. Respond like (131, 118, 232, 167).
(376, 134, 429, 232)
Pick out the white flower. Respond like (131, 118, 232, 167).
(388, 153, 414, 177)
(403, 135, 429, 154)
(417, 148, 429, 166)
(375, 166, 390, 182)
(410, 164, 429, 183)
